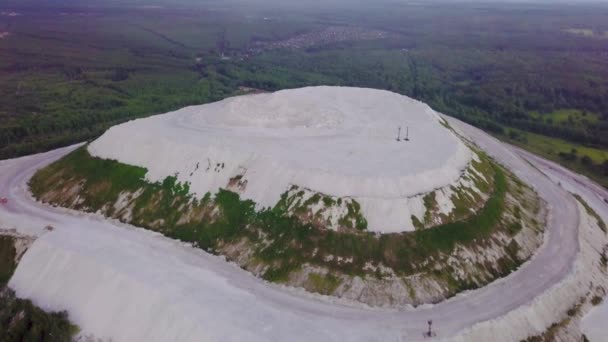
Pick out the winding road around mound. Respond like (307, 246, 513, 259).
(1, 117, 607, 341)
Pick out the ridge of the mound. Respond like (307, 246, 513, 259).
(88, 86, 472, 232)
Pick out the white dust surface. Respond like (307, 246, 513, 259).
(89, 86, 471, 232)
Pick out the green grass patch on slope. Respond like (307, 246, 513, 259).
(30, 146, 148, 209)
(307, 273, 341, 295)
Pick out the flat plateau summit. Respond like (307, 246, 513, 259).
(89, 86, 472, 232)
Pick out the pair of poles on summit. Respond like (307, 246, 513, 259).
(396, 126, 410, 142)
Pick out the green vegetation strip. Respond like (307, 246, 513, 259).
(572, 193, 607, 233)
(0, 237, 17, 287)
(308, 273, 341, 295)
(32, 147, 508, 283)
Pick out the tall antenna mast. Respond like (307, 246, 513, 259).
(396, 126, 401, 141)
(405, 126, 409, 141)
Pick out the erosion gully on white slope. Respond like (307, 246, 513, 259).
(0, 116, 605, 341)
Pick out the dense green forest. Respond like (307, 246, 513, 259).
(1, 0, 608, 185)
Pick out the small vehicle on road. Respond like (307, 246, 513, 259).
(0, 197, 8, 205)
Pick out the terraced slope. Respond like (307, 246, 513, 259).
(30, 145, 544, 306)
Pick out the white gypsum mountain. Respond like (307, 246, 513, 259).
(88, 86, 472, 232)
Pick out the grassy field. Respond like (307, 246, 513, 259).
(502, 128, 608, 188)
(529, 109, 600, 126)
(523, 130, 608, 162)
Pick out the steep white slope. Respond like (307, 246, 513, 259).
(582, 303, 608, 341)
(89, 86, 471, 232)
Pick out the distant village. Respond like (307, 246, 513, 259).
(255, 26, 389, 51)
(212, 26, 390, 61)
